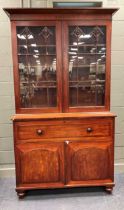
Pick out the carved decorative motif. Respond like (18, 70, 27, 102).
(39, 26, 53, 42)
(71, 26, 85, 39)
(18, 27, 34, 39)
(71, 26, 104, 42)
(90, 26, 104, 40)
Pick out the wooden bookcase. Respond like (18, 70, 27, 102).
(4, 7, 118, 198)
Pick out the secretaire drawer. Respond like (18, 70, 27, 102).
(15, 119, 113, 140)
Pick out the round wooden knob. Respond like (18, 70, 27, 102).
(36, 129, 43, 135)
(87, 127, 93, 133)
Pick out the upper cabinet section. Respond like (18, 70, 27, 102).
(62, 20, 109, 112)
(11, 21, 63, 113)
(4, 8, 118, 113)
(17, 25, 57, 109)
(68, 25, 106, 107)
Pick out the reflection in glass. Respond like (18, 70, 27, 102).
(68, 26, 106, 107)
(17, 26, 57, 108)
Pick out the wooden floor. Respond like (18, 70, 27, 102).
(0, 174, 124, 210)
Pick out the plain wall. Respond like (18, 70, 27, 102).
(0, 0, 124, 177)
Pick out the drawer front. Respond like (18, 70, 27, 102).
(16, 119, 112, 140)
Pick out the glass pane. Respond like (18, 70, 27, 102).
(17, 26, 57, 108)
(68, 26, 106, 107)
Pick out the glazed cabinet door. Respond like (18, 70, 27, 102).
(12, 21, 62, 113)
(63, 21, 111, 112)
(15, 142, 64, 187)
(65, 141, 113, 186)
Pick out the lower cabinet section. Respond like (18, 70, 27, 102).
(65, 141, 113, 185)
(16, 142, 65, 186)
(13, 115, 115, 198)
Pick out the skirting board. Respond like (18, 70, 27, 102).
(0, 163, 124, 178)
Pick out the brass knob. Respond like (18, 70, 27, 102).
(36, 129, 43, 135)
(87, 127, 93, 133)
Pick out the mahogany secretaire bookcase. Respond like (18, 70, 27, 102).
(4, 7, 118, 198)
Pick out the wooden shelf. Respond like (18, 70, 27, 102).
(69, 64, 105, 67)
(69, 80, 105, 82)
(21, 81, 56, 83)
(18, 45, 56, 47)
(69, 53, 106, 55)
(18, 54, 56, 56)
(33, 86, 56, 88)
(69, 44, 106, 47)
(19, 65, 57, 68)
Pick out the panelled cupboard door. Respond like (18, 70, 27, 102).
(62, 20, 111, 112)
(15, 142, 64, 186)
(65, 141, 113, 185)
(12, 21, 62, 113)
